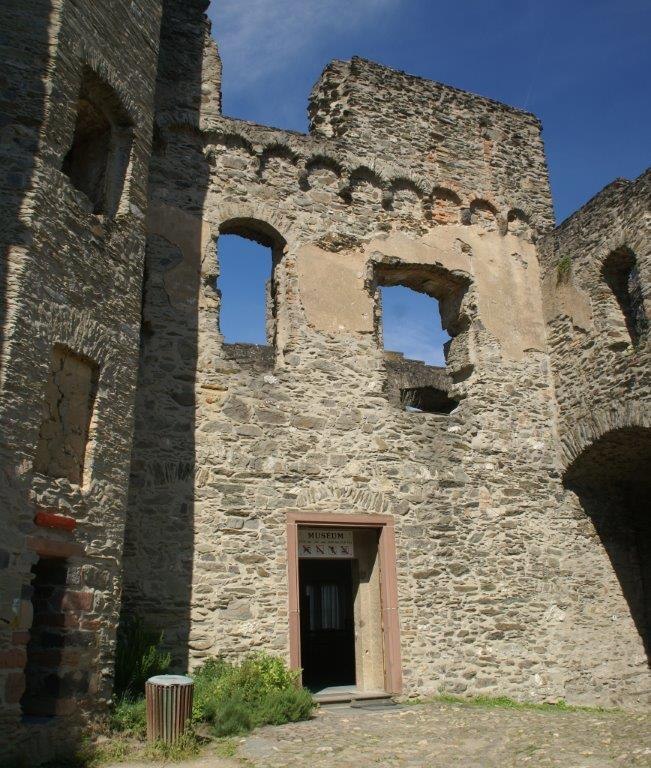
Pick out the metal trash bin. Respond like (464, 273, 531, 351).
(145, 674, 194, 744)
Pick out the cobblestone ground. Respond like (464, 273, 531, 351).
(110, 701, 651, 768)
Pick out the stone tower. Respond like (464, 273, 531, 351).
(0, 0, 163, 761)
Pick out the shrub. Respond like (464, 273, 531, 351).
(252, 685, 315, 727)
(114, 616, 171, 697)
(210, 693, 253, 737)
(191, 652, 315, 736)
(192, 656, 231, 724)
(238, 653, 301, 698)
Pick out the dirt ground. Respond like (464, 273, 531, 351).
(107, 699, 651, 768)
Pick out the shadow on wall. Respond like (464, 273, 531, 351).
(0, 0, 52, 381)
(564, 427, 651, 665)
(120, 0, 211, 673)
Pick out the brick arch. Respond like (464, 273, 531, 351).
(208, 200, 301, 250)
(219, 216, 287, 250)
(559, 402, 650, 472)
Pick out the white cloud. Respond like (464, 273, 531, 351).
(208, 0, 399, 88)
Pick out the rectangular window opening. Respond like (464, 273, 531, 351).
(33, 345, 99, 486)
(377, 278, 462, 415)
(62, 67, 133, 217)
(401, 385, 459, 414)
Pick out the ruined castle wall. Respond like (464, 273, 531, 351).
(124, 8, 647, 710)
(537, 171, 651, 704)
(309, 57, 555, 234)
(0, 0, 162, 761)
(540, 170, 650, 465)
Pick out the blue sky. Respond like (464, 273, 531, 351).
(211, 0, 650, 364)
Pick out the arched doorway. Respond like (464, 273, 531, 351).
(564, 426, 651, 663)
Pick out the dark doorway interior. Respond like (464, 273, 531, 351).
(299, 559, 356, 692)
(564, 426, 651, 664)
(21, 557, 69, 718)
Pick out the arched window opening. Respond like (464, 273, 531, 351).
(376, 268, 468, 415)
(62, 67, 133, 216)
(217, 219, 284, 367)
(601, 247, 646, 347)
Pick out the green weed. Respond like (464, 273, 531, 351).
(556, 254, 572, 281)
(109, 696, 147, 738)
(143, 730, 201, 762)
(114, 616, 171, 698)
(431, 692, 618, 713)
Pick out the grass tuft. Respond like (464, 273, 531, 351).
(109, 696, 147, 738)
(143, 730, 202, 762)
(430, 692, 619, 714)
(213, 737, 238, 758)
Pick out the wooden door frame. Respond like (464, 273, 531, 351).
(286, 512, 402, 695)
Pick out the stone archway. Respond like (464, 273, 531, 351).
(563, 425, 651, 664)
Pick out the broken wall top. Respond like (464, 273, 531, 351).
(309, 56, 554, 232)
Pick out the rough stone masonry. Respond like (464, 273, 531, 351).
(0, 0, 648, 763)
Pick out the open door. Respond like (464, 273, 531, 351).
(299, 558, 356, 692)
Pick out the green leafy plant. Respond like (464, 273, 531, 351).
(114, 616, 171, 697)
(192, 656, 231, 724)
(191, 652, 315, 737)
(210, 693, 253, 737)
(556, 254, 572, 281)
(253, 685, 316, 726)
(109, 695, 147, 738)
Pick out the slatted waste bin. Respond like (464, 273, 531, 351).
(145, 674, 194, 744)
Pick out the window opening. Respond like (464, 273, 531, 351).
(380, 283, 460, 415)
(62, 67, 133, 216)
(33, 345, 99, 485)
(380, 285, 449, 366)
(401, 386, 458, 414)
(218, 234, 276, 347)
(602, 248, 646, 347)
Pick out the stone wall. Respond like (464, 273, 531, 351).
(123, 0, 648, 713)
(539, 170, 650, 704)
(309, 57, 555, 234)
(2, 3, 649, 762)
(0, 0, 162, 762)
(539, 170, 650, 466)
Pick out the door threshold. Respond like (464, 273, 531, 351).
(314, 688, 393, 705)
